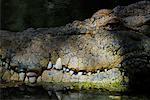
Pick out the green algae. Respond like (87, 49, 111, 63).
(0, 79, 127, 92)
(38, 80, 127, 92)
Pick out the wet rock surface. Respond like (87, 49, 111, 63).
(0, 1, 150, 91)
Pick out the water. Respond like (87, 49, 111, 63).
(1, 85, 150, 100)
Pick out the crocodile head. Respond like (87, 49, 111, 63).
(1, 1, 150, 92)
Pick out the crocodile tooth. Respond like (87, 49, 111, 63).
(87, 72, 92, 76)
(2, 62, 5, 66)
(26, 72, 37, 83)
(62, 67, 66, 72)
(82, 71, 87, 75)
(118, 64, 121, 67)
(47, 61, 52, 69)
(69, 70, 74, 75)
(97, 70, 100, 73)
(25, 76, 28, 83)
(66, 68, 70, 72)
(19, 72, 26, 81)
(54, 58, 62, 70)
(104, 69, 107, 72)
(26, 72, 37, 77)
(77, 72, 83, 76)
(28, 77, 37, 84)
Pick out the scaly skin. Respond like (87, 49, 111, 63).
(0, 1, 150, 91)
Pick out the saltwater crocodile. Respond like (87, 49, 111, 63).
(0, 1, 150, 91)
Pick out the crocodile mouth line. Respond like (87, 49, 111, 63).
(47, 64, 106, 76)
(1, 56, 119, 77)
(44, 57, 122, 76)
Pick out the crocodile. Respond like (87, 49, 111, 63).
(0, 1, 150, 92)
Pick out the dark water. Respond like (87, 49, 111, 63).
(1, 85, 150, 100)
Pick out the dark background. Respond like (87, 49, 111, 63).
(1, 0, 142, 31)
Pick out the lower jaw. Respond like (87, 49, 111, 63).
(3, 68, 128, 92)
(35, 68, 128, 92)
